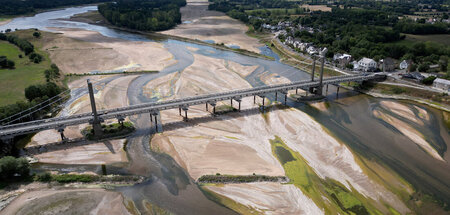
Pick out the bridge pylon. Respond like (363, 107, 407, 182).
(87, 79, 103, 137)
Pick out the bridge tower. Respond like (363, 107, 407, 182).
(87, 79, 103, 137)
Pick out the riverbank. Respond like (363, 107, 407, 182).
(162, 0, 263, 53)
(62, 10, 274, 61)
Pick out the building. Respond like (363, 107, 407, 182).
(399, 60, 411, 70)
(358, 57, 377, 72)
(381, 57, 396, 72)
(433, 78, 450, 92)
(333, 53, 352, 68)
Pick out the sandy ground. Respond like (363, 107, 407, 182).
(27, 75, 136, 165)
(1, 189, 130, 215)
(150, 54, 284, 179)
(147, 54, 409, 213)
(43, 28, 176, 74)
(162, 0, 262, 53)
(379, 101, 430, 125)
(373, 109, 444, 161)
(206, 182, 323, 214)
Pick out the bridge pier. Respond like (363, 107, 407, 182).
(182, 107, 189, 121)
(235, 98, 242, 112)
(326, 84, 328, 95)
(275, 92, 278, 102)
(284, 93, 287, 105)
(253, 95, 256, 104)
(336, 86, 340, 99)
(58, 128, 66, 142)
(179, 107, 182, 116)
(295, 88, 298, 94)
(206, 103, 208, 111)
(261, 96, 266, 109)
(149, 112, 153, 122)
(117, 116, 125, 128)
(152, 112, 160, 133)
(230, 99, 233, 107)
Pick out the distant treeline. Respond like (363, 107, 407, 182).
(209, 0, 295, 13)
(98, 0, 186, 31)
(0, 0, 109, 16)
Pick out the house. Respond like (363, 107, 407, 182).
(381, 58, 396, 72)
(433, 78, 450, 92)
(351, 61, 359, 70)
(358, 57, 377, 72)
(399, 60, 411, 70)
(334, 53, 352, 68)
(307, 46, 318, 55)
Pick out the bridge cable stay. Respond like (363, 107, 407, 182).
(0, 78, 109, 125)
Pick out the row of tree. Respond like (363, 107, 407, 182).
(0, 33, 34, 55)
(98, 0, 186, 31)
(0, 0, 109, 15)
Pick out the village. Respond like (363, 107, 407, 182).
(261, 20, 450, 93)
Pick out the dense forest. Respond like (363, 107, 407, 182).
(98, 0, 186, 31)
(0, 0, 109, 16)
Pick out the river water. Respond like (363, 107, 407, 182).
(2, 6, 449, 213)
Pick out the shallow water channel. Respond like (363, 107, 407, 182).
(3, 6, 449, 213)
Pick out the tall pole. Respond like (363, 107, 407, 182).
(318, 56, 325, 95)
(87, 79, 103, 136)
(311, 56, 316, 82)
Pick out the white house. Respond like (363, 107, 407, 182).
(433, 78, 450, 92)
(358, 57, 377, 72)
(307, 46, 317, 55)
(399, 60, 410, 70)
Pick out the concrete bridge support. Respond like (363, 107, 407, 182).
(87, 79, 103, 137)
(151, 112, 160, 133)
(57, 127, 66, 142)
(117, 116, 125, 128)
(235, 98, 241, 112)
(182, 107, 189, 121)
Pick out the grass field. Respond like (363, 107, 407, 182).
(0, 32, 49, 105)
(404, 34, 450, 46)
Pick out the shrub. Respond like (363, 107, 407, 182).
(422, 76, 436, 85)
(33, 31, 41, 38)
(0, 156, 30, 181)
(35, 172, 52, 182)
(51, 174, 99, 183)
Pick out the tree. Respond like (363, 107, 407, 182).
(422, 76, 436, 85)
(33, 31, 41, 38)
(418, 63, 429, 73)
(439, 56, 448, 72)
(0, 156, 30, 181)
(409, 63, 417, 72)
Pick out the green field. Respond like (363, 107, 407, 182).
(404, 34, 450, 46)
(0, 41, 47, 105)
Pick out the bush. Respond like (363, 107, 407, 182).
(32, 31, 41, 38)
(51, 174, 99, 183)
(25, 82, 63, 102)
(392, 87, 406, 94)
(422, 76, 436, 85)
(418, 63, 430, 73)
(0, 156, 30, 181)
(34, 172, 52, 182)
(29, 52, 43, 63)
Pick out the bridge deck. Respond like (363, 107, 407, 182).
(0, 74, 379, 137)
